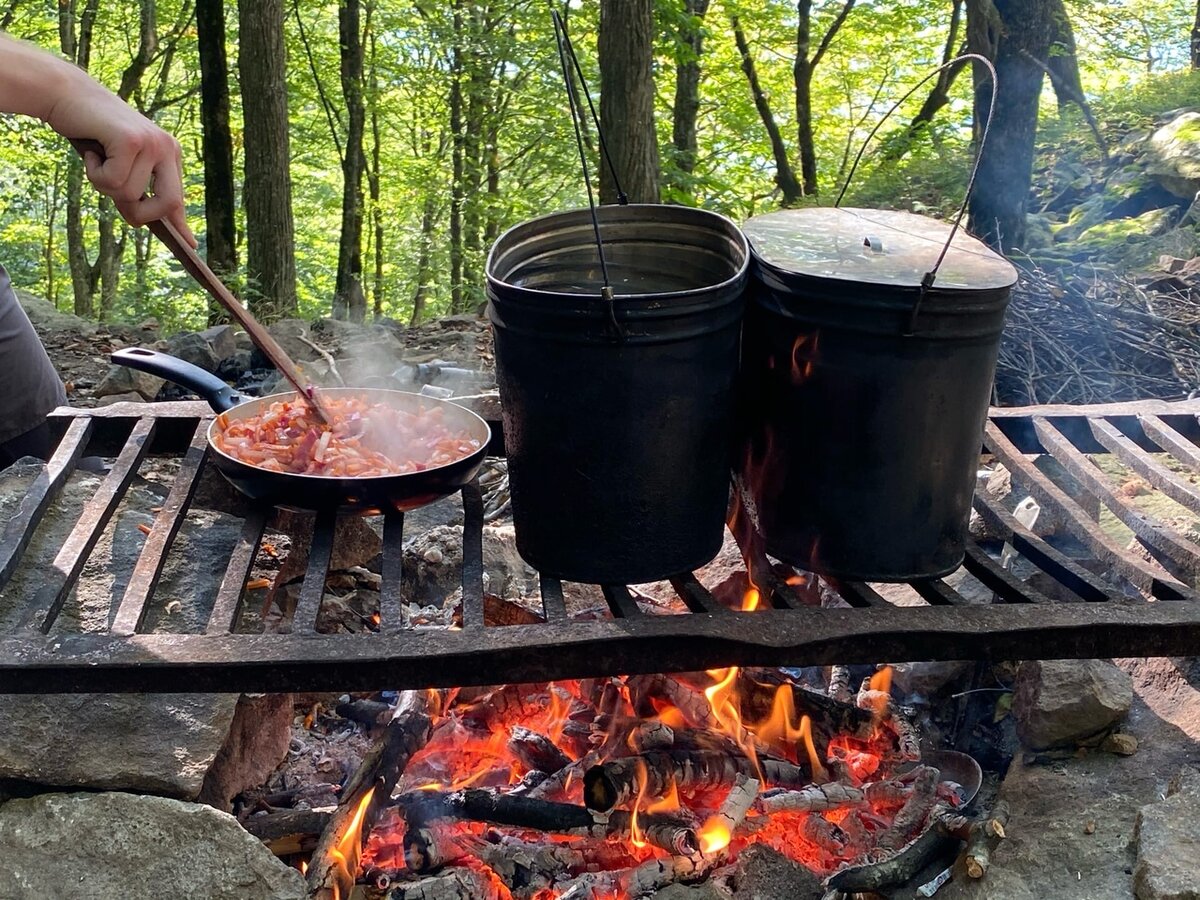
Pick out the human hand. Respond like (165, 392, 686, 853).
(46, 79, 196, 247)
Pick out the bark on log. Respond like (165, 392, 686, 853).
(760, 782, 865, 814)
(386, 867, 503, 900)
(826, 802, 961, 893)
(242, 808, 332, 851)
(964, 799, 1010, 878)
(398, 789, 699, 858)
(307, 693, 434, 899)
(875, 766, 940, 854)
(584, 751, 809, 813)
(508, 726, 572, 775)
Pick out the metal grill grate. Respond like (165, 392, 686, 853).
(2, 398, 1200, 694)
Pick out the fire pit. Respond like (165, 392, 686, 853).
(2, 397, 1200, 695)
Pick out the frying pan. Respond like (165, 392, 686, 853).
(112, 347, 491, 513)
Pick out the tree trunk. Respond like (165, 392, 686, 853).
(967, 0, 1053, 252)
(448, 0, 465, 314)
(96, 198, 122, 322)
(368, 22, 384, 320)
(1045, 0, 1083, 112)
(460, 6, 487, 315)
(670, 0, 712, 195)
(1193, 0, 1200, 69)
(410, 195, 437, 327)
(732, 16, 802, 206)
(334, 0, 367, 322)
(238, 0, 298, 320)
(598, 0, 659, 203)
(881, 0, 965, 161)
(197, 0, 238, 323)
(59, 0, 101, 318)
(792, 0, 856, 197)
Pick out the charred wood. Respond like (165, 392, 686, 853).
(760, 782, 865, 814)
(584, 751, 809, 813)
(555, 852, 725, 899)
(307, 691, 434, 899)
(875, 766, 940, 854)
(386, 867, 503, 900)
(336, 697, 393, 728)
(826, 802, 963, 893)
(508, 725, 572, 775)
(402, 821, 483, 872)
(802, 813, 848, 855)
(242, 808, 331, 854)
(399, 789, 699, 858)
(827, 666, 854, 704)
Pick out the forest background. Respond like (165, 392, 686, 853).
(0, 0, 1195, 333)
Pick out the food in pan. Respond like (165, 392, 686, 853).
(214, 395, 481, 477)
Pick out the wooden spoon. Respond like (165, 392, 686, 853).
(68, 137, 332, 424)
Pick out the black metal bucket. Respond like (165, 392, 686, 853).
(737, 207, 1017, 581)
(487, 204, 749, 584)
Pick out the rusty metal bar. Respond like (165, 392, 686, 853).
(25, 418, 157, 633)
(461, 482, 485, 629)
(1139, 415, 1200, 474)
(670, 573, 727, 614)
(602, 585, 643, 618)
(825, 580, 886, 608)
(983, 421, 1177, 592)
(206, 510, 269, 634)
(1033, 416, 1200, 580)
(111, 421, 209, 636)
(539, 574, 567, 623)
(1088, 418, 1200, 515)
(288, 511, 336, 634)
(972, 492, 1121, 603)
(380, 511, 405, 632)
(961, 543, 1051, 604)
(0, 416, 92, 592)
(910, 578, 970, 606)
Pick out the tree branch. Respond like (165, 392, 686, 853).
(291, 0, 345, 164)
(810, 0, 857, 70)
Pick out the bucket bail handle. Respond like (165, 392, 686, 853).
(551, 10, 626, 341)
(834, 54, 999, 336)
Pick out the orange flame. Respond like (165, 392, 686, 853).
(629, 759, 650, 849)
(705, 666, 761, 780)
(790, 332, 819, 385)
(698, 815, 732, 855)
(741, 587, 761, 612)
(865, 667, 894, 720)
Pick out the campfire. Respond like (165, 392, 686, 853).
(293, 656, 998, 900)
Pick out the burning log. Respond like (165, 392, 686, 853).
(306, 691, 434, 900)
(629, 720, 675, 752)
(399, 789, 700, 860)
(524, 750, 599, 800)
(963, 800, 1010, 879)
(242, 808, 332, 855)
(508, 725, 572, 775)
(802, 814, 848, 855)
(472, 834, 638, 894)
(856, 679, 921, 762)
(336, 697, 394, 728)
(874, 766, 941, 855)
(628, 673, 773, 758)
(759, 782, 865, 814)
(402, 822, 483, 871)
(827, 667, 854, 705)
(699, 774, 760, 853)
(459, 684, 547, 730)
(385, 866, 504, 900)
(583, 751, 809, 813)
(825, 802, 971, 894)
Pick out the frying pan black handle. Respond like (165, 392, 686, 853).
(111, 347, 244, 413)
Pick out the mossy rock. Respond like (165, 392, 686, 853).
(1076, 207, 1176, 248)
(1147, 112, 1200, 198)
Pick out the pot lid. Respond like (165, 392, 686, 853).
(743, 207, 1017, 291)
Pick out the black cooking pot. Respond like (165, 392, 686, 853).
(737, 208, 1017, 581)
(487, 204, 749, 584)
(113, 347, 490, 513)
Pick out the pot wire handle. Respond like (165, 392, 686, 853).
(551, 10, 624, 341)
(834, 54, 999, 335)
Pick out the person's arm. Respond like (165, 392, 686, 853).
(0, 33, 195, 245)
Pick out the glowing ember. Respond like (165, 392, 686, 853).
(358, 674, 930, 898)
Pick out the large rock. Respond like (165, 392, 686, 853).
(1135, 769, 1200, 899)
(1013, 659, 1133, 751)
(95, 363, 164, 400)
(0, 792, 305, 899)
(168, 330, 221, 373)
(250, 318, 322, 369)
(0, 693, 239, 797)
(200, 323, 239, 361)
(198, 693, 294, 812)
(1148, 112, 1200, 198)
(14, 288, 96, 335)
